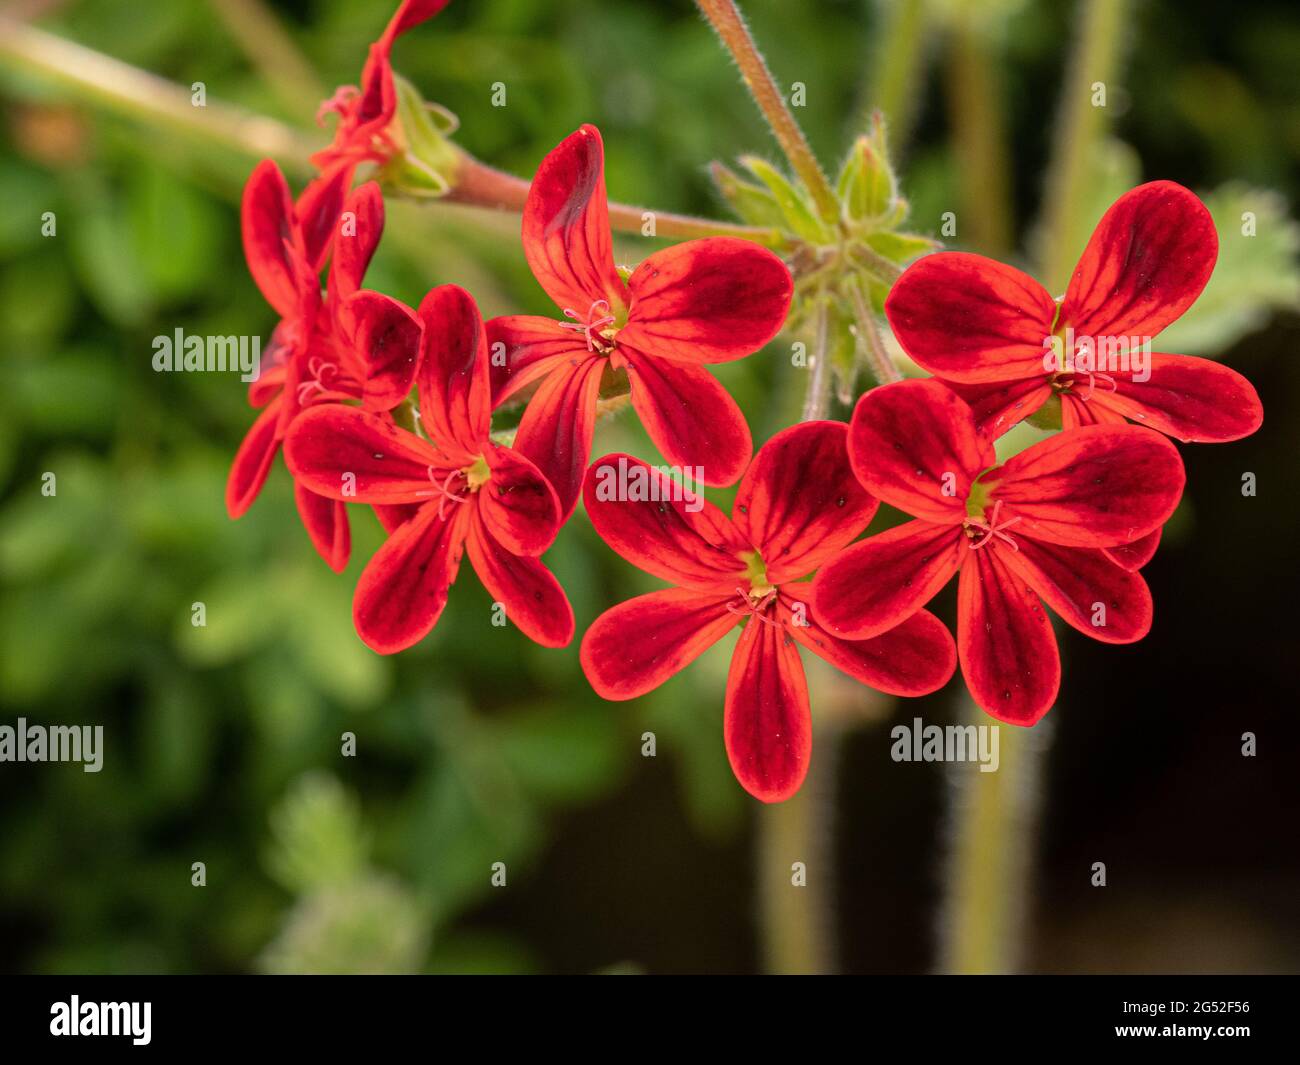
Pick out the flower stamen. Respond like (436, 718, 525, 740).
(964, 499, 1021, 551)
(296, 357, 339, 405)
(427, 466, 469, 520)
(726, 586, 781, 626)
(558, 299, 617, 353)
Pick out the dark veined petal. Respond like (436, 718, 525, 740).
(782, 599, 956, 697)
(1060, 181, 1217, 342)
(621, 348, 752, 488)
(352, 500, 469, 654)
(477, 445, 561, 557)
(619, 238, 792, 363)
(583, 454, 750, 591)
(885, 252, 1058, 383)
(521, 124, 629, 316)
(580, 588, 737, 699)
(945, 377, 1053, 441)
(810, 519, 964, 640)
(465, 509, 574, 648)
(981, 424, 1185, 548)
(733, 421, 877, 584)
(416, 284, 491, 452)
(511, 353, 605, 520)
(295, 479, 351, 573)
(846, 378, 993, 523)
(349, 290, 421, 411)
(226, 397, 283, 519)
(241, 160, 304, 320)
(284, 405, 448, 504)
(485, 315, 592, 406)
(1004, 537, 1153, 644)
(328, 181, 384, 304)
(724, 617, 811, 803)
(1098, 352, 1263, 443)
(295, 162, 351, 274)
(1104, 526, 1161, 572)
(956, 547, 1060, 726)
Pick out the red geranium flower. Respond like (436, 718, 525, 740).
(811, 379, 1186, 726)
(283, 285, 573, 654)
(580, 422, 956, 802)
(313, 0, 451, 185)
(885, 181, 1263, 443)
(486, 124, 793, 518)
(228, 161, 422, 571)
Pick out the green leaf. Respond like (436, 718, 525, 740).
(739, 156, 832, 243)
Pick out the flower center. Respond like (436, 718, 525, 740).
(426, 455, 489, 520)
(727, 552, 779, 624)
(962, 498, 1021, 552)
(558, 299, 619, 353)
(1052, 370, 1117, 402)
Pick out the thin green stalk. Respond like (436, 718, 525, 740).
(209, 0, 327, 117)
(940, 698, 1052, 973)
(695, 0, 841, 223)
(800, 294, 833, 421)
(943, 4, 1013, 254)
(865, 0, 931, 150)
(849, 276, 903, 384)
(0, 15, 318, 167)
(0, 18, 782, 247)
(1036, 0, 1128, 290)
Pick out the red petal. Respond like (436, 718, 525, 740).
(622, 350, 752, 488)
(382, 0, 451, 48)
(583, 453, 749, 591)
(1104, 526, 1161, 571)
(466, 512, 573, 648)
(477, 445, 561, 556)
(957, 548, 1059, 726)
(328, 181, 384, 304)
(248, 358, 287, 409)
(1003, 538, 1152, 644)
(1060, 181, 1217, 342)
(1060, 392, 1128, 430)
(846, 378, 993, 522)
(885, 252, 1057, 383)
(242, 160, 304, 320)
(1095, 352, 1263, 443)
(349, 290, 421, 411)
(724, 617, 811, 802)
(485, 315, 591, 406)
(416, 284, 491, 452)
(373, 502, 421, 534)
(226, 398, 283, 518)
(783, 599, 956, 697)
(296, 163, 351, 274)
(513, 354, 605, 519)
(620, 238, 792, 363)
(946, 377, 1052, 440)
(581, 588, 737, 699)
(733, 421, 877, 583)
(295, 480, 351, 572)
(352, 502, 469, 654)
(522, 125, 628, 315)
(810, 519, 964, 640)
(284, 405, 445, 503)
(982, 424, 1185, 548)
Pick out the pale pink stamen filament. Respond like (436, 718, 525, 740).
(427, 466, 469, 520)
(1078, 370, 1117, 401)
(296, 357, 339, 405)
(558, 299, 616, 352)
(964, 499, 1022, 551)
(726, 586, 781, 626)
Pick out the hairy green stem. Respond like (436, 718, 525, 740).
(800, 295, 833, 420)
(849, 276, 903, 385)
(695, 0, 841, 224)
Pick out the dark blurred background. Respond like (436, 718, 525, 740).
(0, 0, 1296, 974)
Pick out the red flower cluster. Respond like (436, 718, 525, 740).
(228, 2, 1263, 802)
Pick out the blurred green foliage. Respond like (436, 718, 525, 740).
(0, 0, 1297, 973)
